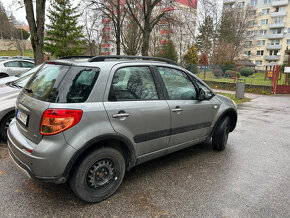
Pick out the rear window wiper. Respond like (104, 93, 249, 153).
(25, 88, 33, 93)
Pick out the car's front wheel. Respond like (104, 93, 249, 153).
(212, 116, 230, 151)
(69, 146, 125, 203)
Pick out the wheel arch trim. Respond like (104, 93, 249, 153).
(210, 108, 237, 137)
(63, 133, 136, 180)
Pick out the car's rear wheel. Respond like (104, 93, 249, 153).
(69, 146, 125, 203)
(0, 112, 14, 141)
(212, 116, 230, 151)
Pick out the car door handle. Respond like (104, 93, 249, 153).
(171, 107, 183, 112)
(112, 113, 130, 118)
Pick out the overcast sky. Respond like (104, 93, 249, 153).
(1, 0, 81, 25)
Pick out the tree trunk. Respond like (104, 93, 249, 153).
(116, 31, 121, 55)
(141, 28, 150, 56)
(24, 0, 46, 65)
(31, 34, 44, 65)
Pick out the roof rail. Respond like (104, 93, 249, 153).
(88, 55, 178, 65)
(59, 55, 94, 59)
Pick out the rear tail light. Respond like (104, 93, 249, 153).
(40, 109, 83, 135)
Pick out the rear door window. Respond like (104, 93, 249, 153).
(24, 64, 99, 103)
(4, 61, 20, 67)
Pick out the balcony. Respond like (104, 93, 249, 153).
(267, 33, 284, 38)
(266, 44, 282, 49)
(271, 11, 287, 17)
(272, 0, 289, 6)
(269, 22, 285, 28)
(265, 55, 281, 60)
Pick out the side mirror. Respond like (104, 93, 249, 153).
(198, 88, 210, 101)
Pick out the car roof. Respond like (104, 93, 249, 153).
(2, 59, 34, 63)
(50, 55, 178, 68)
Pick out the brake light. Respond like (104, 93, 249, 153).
(40, 109, 83, 135)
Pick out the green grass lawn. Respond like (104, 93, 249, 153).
(197, 71, 287, 86)
(216, 92, 251, 104)
(0, 50, 34, 57)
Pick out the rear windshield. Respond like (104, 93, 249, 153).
(24, 64, 100, 103)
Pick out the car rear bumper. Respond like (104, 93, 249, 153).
(7, 119, 76, 183)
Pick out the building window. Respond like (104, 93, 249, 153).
(249, 10, 256, 16)
(255, 60, 262, 66)
(257, 50, 264, 56)
(270, 39, 280, 45)
(272, 28, 282, 34)
(269, 50, 279, 55)
(248, 20, 255, 27)
(246, 41, 253, 46)
(261, 19, 268, 25)
(288, 28, 290, 33)
(247, 31, 255, 36)
(262, 8, 270, 14)
(273, 16, 284, 24)
(287, 39, 290, 45)
(257, 40, 265, 46)
(251, 0, 257, 6)
(264, 0, 270, 4)
(244, 51, 251, 56)
(259, 29, 267, 35)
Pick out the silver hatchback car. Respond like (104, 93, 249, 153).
(8, 56, 237, 203)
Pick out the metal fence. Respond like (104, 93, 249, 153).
(183, 64, 288, 87)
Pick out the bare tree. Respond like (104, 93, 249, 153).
(24, 0, 46, 65)
(126, 0, 174, 56)
(90, 0, 127, 55)
(81, 3, 102, 56)
(121, 17, 142, 55)
(212, 4, 253, 64)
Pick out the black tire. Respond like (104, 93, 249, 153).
(212, 116, 230, 151)
(0, 73, 8, 78)
(69, 146, 125, 203)
(0, 112, 15, 141)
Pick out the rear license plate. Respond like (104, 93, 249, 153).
(16, 109, 28, 126)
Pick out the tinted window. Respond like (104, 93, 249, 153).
(4, 61, 20, 67)
(109, 66, 159, 101)
(24, 64, 99, 103)
(21, 61, 35, 68)
(158, 67, 197, 100)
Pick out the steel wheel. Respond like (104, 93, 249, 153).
(86, 159, 116, 189)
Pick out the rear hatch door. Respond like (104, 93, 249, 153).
(16, 64, 70, 144)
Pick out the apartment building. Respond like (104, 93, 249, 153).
(224, 0, 290, 70)
(100, 0, 197, 57)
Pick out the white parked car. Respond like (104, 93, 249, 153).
(0, 59, 35, 78)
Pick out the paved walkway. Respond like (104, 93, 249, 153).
(212, 88, 263, 99)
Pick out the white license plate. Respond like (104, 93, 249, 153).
(17, 109, 28, 126)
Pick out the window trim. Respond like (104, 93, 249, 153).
(154, 65, 200, 101)
(107, 65, 164, 102)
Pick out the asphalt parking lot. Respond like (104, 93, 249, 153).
(0, 94, 290, 217)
